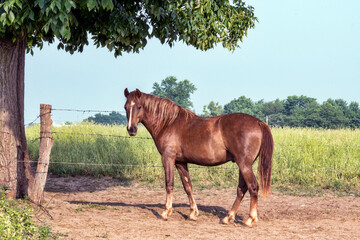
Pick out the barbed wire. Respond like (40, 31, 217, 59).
(17, 160, 360, 174)
(49, 108, 360, 122)
(267, 115, 360, 122)
(52, 108, 125, 114)
(26, 131, 360, 148)
(50, 131, 153, 140)
(276, 143, 360, 148)
(25, 114, 41, 127)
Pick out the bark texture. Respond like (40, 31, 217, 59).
(28, 104, 54, 203)
(0, 37, 33, 198)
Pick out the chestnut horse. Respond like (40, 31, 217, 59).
(124, 88, 273, 227)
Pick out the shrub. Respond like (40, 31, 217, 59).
(0, 189, 56, 240)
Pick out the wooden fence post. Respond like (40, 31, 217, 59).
(29, 104, 54, 204)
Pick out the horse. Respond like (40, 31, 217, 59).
(123, 88, 273, 227)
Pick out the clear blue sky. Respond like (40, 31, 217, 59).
(25, 0, 360, 124)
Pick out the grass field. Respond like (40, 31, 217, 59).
(26, 123, 360, 195)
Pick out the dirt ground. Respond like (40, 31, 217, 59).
(37, 175, 360, 240)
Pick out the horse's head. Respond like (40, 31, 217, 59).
(124, 88, 144, 136)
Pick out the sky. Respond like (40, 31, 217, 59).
(24, 0, 360, 125)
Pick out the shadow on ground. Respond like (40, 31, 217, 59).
(67, 200, 244, 224)
(45, 175, 132, 193)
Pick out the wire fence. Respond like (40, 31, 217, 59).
(16, 160, 360, 174)
(24, 107, 360, 126)
(26, 130, 360, 149)
(22, 106, 360, 175)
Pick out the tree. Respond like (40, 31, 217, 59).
(202, 101, 223, 117)
(283, 95, 318, 116)
(151, 76, 197, 109)
(223, 96, 254, 115)
(86, 112, 127, 125)
(318, 100, 346, 129)
(348, 102, 360, 128)
(0, 0, 257, 199)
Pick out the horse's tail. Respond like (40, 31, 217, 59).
(258, 122, 274, 198)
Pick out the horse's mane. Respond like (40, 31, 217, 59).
(142, 93, 196, 136)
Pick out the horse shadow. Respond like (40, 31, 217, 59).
(68, 200, 244, 224)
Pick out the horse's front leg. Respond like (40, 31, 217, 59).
(176, 163, 199, 220)
(160, 152, 175, 220)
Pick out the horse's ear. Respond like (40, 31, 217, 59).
(124, 88, 130, 97)
(135, 88, 142, 98)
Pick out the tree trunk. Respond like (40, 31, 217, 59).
(0, 36, 34, 198)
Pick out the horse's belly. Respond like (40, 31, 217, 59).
(181, 147, 230, 166)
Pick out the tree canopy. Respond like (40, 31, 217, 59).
(0, 0, 257, 55)
(85, 111, 127, 125)
(151, 76, 197, 109)
(203, 95, 360, 129)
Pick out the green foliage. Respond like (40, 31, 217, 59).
(202, 101, 223, 117)
(85, 111, 127, 125)
(0, 190, 56, 239)
(0, 0, 257, 56)
(151, 76, 197, 109)
(224, 95, 255, 115)
(26, 123, 360, 194)
(203, 95, 360, 129)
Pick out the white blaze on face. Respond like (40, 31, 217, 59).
(128, 101, 135, 129)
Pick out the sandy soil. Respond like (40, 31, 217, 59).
(36, 176, 360, 240)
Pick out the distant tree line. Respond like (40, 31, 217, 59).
(85, 111, 127, 125)
(85, 77, 360, 129)
(203, 95, 360, 129)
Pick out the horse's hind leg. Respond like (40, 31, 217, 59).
(222, 171, 248, 224)
(239, 163, 259, 227)
(176, 163, 199, 220)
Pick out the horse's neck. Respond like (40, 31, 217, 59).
(141, 108, 179, 138)
(141, 111, 159, 137)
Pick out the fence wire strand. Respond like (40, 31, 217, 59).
(52, 108, 125, 114)
(17, 160, 360, 174)
(42, 131, 360, 148)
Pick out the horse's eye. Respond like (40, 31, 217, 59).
(138, 106, 141, 110)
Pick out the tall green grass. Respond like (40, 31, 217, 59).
(26, 123, 360, 193)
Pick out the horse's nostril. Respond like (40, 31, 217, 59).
(127, 126, 137, 133)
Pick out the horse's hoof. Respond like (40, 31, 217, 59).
(189, 208, 199, 221)
(244, 217, 257, 227)
(161, 211, 169, 220)
(161, 208, 173, 220)
(189, 213, 198, 221)
(222, 216, 231, 225)
(244, 218, 252, 227)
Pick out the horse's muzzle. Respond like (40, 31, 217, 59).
(127, 126, 138, 136)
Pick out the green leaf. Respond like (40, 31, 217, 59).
(59, 13, 66, 23)
(44, 23, 49, 33)
(8, 11, 15, 23)
(87, 0, 97, 11)
(101, 0, 113, 10)
(0, 13, 6, 23)
(64, 0, 75, 12)
(60, 25, 68, 37)
(3, 4, 9, 13)
(15, 0, 22, 9)
(29, 10, 35, 21)
(55, 0, 62, 10)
